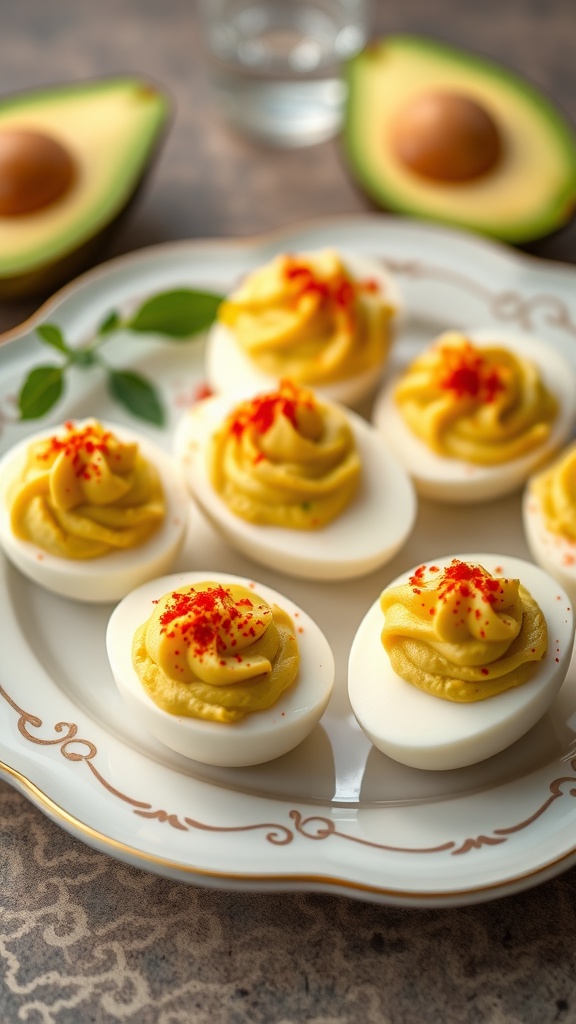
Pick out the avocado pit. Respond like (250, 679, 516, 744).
(0, 129, 76, 216)
(391, 91, 502, 183)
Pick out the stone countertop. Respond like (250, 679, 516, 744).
(2, 1, 576, 1022)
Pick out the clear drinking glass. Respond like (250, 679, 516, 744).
(197, 0, 370, 147)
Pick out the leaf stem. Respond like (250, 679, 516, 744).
(18, 285, 223, 424)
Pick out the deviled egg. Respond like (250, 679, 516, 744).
(348, 554, 574, 770)
(174, 380, 417, 581)
(106, 571, 335, 766)
(373, 329, 576, 503)
(205, 247, 402, 408)
(0, 419, 189, 602)
(523, 442, 576, 606)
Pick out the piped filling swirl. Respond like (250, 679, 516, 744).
(209, 380, 361, 529)
(394, 332, 558, 464)
(380, 559, 547, 701)
(9, 420, 165, 558)
(132, 581, 300, 722)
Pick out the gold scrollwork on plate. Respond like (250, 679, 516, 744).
(3, 683, 576, 859)
(381, 257, 576, 339)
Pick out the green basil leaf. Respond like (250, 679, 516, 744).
(36, 323, 69, 353)
(98, 310, 122, 335)
(107, 369, 164, 425)
(18, 365, 64, 419)
(127, 288, 223, 338)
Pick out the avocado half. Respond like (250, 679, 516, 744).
(343, 35, 576, 243)
(0, 76, 171, 299)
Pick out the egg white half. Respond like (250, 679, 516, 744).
(523, 485, 576, 609)
(348, 553, 574, 771)
(0, 421, 190, 602)
(173, 393, 417, 581)
(372, 329, 576, 503)
(106, 570, 335, 767)
(204, 251, 402, 409)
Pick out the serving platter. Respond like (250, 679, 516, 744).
(2, 213, 576, 908)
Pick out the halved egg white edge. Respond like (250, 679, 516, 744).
(0, 420, 190, 602)
(348, 552, 575, 771)
(372, 329, 576, 504)
(173, 394, 417, 581)
(105, 570, 336, 767)
(523, 485, 576, 609)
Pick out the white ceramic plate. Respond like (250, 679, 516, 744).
(3, 214, 576, 908)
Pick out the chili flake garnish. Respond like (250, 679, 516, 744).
(226, 380, 314, 440)
(438, 560, 503, 604)
(438, 341, 505, 403)
(38, 421, 121, 480)
(158, 585, 266, 660)
(409, 564, 440, 594)
(410, 560, 503, 605)
(282, 256, 379, 316)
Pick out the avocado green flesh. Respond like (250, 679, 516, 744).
(343, 36, 576, 243)
(0, 77, 170, 295)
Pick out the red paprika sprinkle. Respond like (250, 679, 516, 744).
(41, 422, 116, 482)
(409, 564, 440, 592)
(283, 258, 358, 310)
(437, 560, 501, 605)
(226, 380, 314, 443)
(410, 559, 504, 607)
(281, 256, 378, 332)
(158, 585, 263, 660)
(359, 277, 380, 294)
(438, 342, 505, 403)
